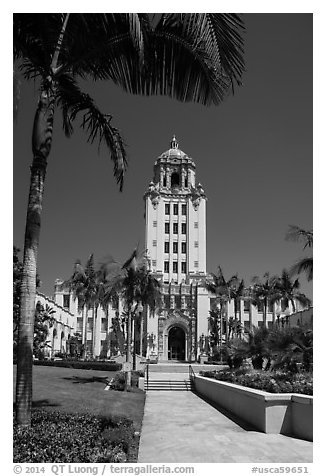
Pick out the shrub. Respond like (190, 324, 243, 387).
(13, 410, 135, 463)
(224, 338, 249, 369)
(110, 370, 144, 391)
(32, 360, 122, 372)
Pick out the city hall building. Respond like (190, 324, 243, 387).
(48, 137, 302, 361)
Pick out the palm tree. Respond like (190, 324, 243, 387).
(206, 266, 242, 343)
(286, 225, 313, 281)
(14, 13, 245, 426)
(105, 248, 161, 380)
(62, 255, 98, 358)
(273, 269, 311, 316)
(250, 272, 279, 328)
(229, 277, 245, 337)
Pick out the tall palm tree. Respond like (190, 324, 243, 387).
(105, 248, 161, 379)
(206, 266, 242, 343)
(229, 277, 245, 337)
(14, 13, 245, 426)
(286, 225, 313, 281)
(273, 269, 311, 315)
(62, 255, 98, 357)
(250, 272, 279, 328)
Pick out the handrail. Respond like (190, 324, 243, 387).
(146, 363, 149, 389)
(188, 364, 196, 382)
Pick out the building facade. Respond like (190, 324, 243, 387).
(35, 291, 75, 358)
(49, 137, 309, 361)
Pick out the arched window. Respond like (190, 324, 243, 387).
(163, 175, 167, 187)
(171, 172, 180, 187)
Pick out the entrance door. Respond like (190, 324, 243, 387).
(168, 326, 185, 361)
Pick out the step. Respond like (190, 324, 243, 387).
(145, 379, 194, 391)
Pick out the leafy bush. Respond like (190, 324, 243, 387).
(32, 360, 122, 371)
(199, 369, 313, 395)
(110, 371, 126, 391)
(110, 370, 144, 391)
(13, 410, 136, 463)
(224, 338, 249, 369)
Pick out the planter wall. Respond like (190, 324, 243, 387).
(194, 376, 312, 441)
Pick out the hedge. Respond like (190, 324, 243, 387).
(32, 360, 122, 371)
(14, 410, 136, 463)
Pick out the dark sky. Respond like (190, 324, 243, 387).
(13, 13, 313, 299)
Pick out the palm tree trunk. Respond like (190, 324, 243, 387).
(249, 301, 253, 332)
(140, 313, 143, 357)
(239, 299, 242, 338)
(82, 305, 88, 358)
(92, 306, 97, 358)
(15, 83, 56, 427)
(106, 307, 111, 358)
(133, 315, 137, 370)
(126, 310, 132, 386)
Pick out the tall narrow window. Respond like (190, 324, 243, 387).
(181, 262, 187, 273)
(63, 294, 70, 308)
(181, 242, 186, 253)
(184, 177, 188, 187)
(173, 204, 178, 215)
(164, 242, 170, 253)
(165, 222, 170, 234)
(173, 242, 178, 253)
(163, 176, 167, 187)
(165, 203, 170, 215)
(182, 204, 187, 215)
(173, 262, 178, 273)
(181, 223, 186, 234)
(164, 261, 169, 273)
(173, 223, 178, 234)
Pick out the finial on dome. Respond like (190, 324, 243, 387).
(170, 135, 179, 149)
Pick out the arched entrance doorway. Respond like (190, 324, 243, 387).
(168, 326, 185, 361)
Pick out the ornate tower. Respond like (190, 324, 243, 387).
(144, 135, 207, 283)
(143, 137, 209, 362)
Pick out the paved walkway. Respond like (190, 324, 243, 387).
(138, 386, 313, 463)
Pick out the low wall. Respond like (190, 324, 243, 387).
(194, 376, 312, 441)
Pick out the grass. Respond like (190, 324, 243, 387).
(13, 365, 146, 461)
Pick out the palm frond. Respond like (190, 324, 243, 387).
(178, 13, 245, 87)
(56, 75, 127, 190)
(290, 257, 313, 282)
(286, 225, 313, 249)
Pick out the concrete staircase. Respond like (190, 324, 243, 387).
(145, 376, 193, 391)
(143, 362, 226, 391)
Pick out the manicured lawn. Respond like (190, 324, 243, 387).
(13, 365, 145, 432)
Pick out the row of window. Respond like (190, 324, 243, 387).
(165, 203, 187, 215)
(152, 241, 198, 252)
(210, 298, 275, 314)
(164, 261, 187, 273)
(152, 221, 199, 232)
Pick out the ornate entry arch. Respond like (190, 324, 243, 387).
(159, 312, 193, 361)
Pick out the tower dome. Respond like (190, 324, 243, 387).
(159, 135, 188, 159)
